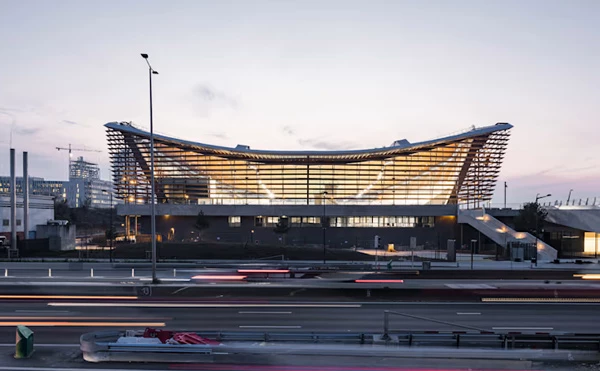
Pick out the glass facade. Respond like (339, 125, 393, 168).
(106, 122, 511, 207)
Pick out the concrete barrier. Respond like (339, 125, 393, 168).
(80, 329, 600, 363)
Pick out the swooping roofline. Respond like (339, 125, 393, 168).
(105, 122, 512, 158)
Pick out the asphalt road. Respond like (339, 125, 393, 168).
(0, 299, 598, 345)
(0, 297, 598, 370)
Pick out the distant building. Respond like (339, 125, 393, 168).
(0, 176, 66, 200)
(0, 194, 54, 240)
(0, 158, 116, 209)
(66, 157, 116, 209)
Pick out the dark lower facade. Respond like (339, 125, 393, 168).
(121, 204, 458, 249)
(118, 204, 600, 260)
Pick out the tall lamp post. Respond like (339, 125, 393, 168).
(322, 191, 328, 264)
(141, 53, 159, 284)
(102, 190, 113, 262)
(534, 193, 551, 266)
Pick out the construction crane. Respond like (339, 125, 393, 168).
(56, 144, 102, 180)
(56, 144, 101, 158)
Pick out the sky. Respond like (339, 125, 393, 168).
(0, 0, 598, 206)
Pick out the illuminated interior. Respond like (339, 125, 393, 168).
(584, 232, 600, 254)
(106, 122, 511, 207)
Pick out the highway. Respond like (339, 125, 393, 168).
(0, 295, 597, 370)
(0, 298, 598, 344)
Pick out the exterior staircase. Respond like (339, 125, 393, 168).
(458, 208, 557, 261)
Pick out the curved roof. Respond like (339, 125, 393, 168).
(105, 121, 512, 161)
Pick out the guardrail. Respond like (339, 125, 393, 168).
(81, 328, 600, 361)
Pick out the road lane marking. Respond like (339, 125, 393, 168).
(16, 310, 70, 313)
(239, 311, 292, 314)
(456, 312, 481, 315)
(446, 284, 496, 289)
(48, 303, 361, 308)
(492, 327, 553, 331)
(239, 325, 301, 329)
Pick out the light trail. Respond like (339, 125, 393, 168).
(574, 274, 600, 280)
(0, 295, 138, 300)
(0, 321, 165, 327)
(0, 316, 171, 320)
(355, 279, 404, 283)
(48, 302, 362, 309)
(482, 297, 600, 303)
(191, 275, 247, 280)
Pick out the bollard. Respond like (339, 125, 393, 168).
(15, 325, 34, 358)
(48, 268, 52, 278)
(131, 268, 135, 278)
(173, 268, 176, 277)
(90, 268, 94, 278)
(4, 269, 7, 277)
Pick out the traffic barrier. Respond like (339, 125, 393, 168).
(81, 328, 600, 363)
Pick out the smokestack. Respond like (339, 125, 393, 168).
(23, 151, 29, 240)
(10, 149, 16, 250)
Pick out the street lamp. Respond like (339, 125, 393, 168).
(322, 191, 328, 264)
(534, 193, 551, 266)
(102, 189, 113, 263)
(470, 239, 477, 270)
(141, 53, 159, 284)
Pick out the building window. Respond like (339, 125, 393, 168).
(254, 216, 264, 227)
(2, 219, 8, 226)
(328, 216, 435, 228)
(291, 217, 302, 227)
(16, 219, 21, 226)
(266, 217, 279, 227)
(303, 217, 321, 225)
(228, 216, 241, 227)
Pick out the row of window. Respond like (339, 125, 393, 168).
(2, 219, 21, 227)
(227, 216, 435, 228)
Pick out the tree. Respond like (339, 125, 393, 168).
(273, 217, 290, 245)
(194, 210, 210, 241)
(54, 199, 71, 222)
(514, 202, 548, 237)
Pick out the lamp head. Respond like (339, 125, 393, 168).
(141, 53, 149, 59)
(152, 71, 159, 75)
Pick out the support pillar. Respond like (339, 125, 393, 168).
(10, 149, 17, 250)
(23, 152, 29, 240)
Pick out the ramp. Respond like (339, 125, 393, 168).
(458, 209, 557, 261)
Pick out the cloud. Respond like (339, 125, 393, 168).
(14, 127, 41, 136)
(0, 109, 17, 126)
(193, 84, 239, 109)
(62, 120, 82, 126)
(297, 138, 357, 150)
(281, 126, 295, 136)
(208, 132, 228, 140)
